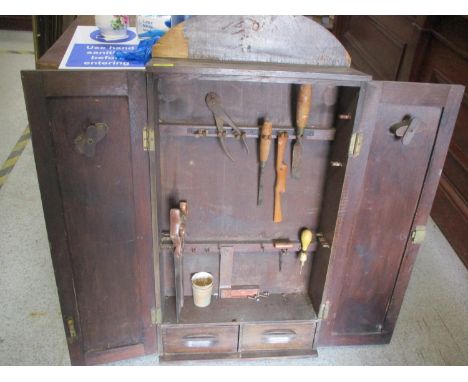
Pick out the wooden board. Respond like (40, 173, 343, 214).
(21, 70, 157, 365)
(153, 16, 351, 66)
(163, 294, 317, 325)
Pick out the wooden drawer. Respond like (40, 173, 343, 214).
(240, 322, 316, 352)
(162, 325, 239, 354)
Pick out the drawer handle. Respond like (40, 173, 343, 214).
(74, 122, 108, 158)
(261, 329, 297, 344)
(182, 334, 219, 348)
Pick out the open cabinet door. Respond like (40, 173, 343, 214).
(317, 81, 464, 346)
(21, 71, 157, 364)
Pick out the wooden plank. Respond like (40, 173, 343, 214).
(127, 71, 157, 355)
(159, 349, 317, 363)
(163, 294, 317, 325)
(21, 70, 85, 366)
(149, 58, 371, 84)
(153, 16, 351, 67)
(85, 344, 146, 366)
(41, 70, 128, 97)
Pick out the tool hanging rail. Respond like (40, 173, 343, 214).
(159, 124, 336, 141)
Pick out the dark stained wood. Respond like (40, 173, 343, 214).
(159, 348, 317, 363)
(85, 343, 146, 366)
(21, 70, 157, 364)
(163, 294, 317, 325)
(383, 84, 465, 334)
(162, 325, 239, 354)
(334, 15, 468, 268)
(416, 21, 468, 267)
(21, 71, 85, 366)
(240, 322, 315, 351)
(317, 82, 464, 346)
(149, 57, 371, 84)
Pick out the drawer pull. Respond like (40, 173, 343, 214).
(261, 329, 297, 344)
(182, 334, 219, 348)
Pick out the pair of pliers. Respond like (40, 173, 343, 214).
(205, 92, 249, 161)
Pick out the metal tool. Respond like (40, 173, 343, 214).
(292, 84, 312, 179)
(247, 291, 270, 301)
(274, 132, 288, 223)
(257, 119, 273, 206)
(170, 201, 188, 322)
(273, 240, 294, 272)
(205, 92, 249, 161)
(299, 228, 314, 274)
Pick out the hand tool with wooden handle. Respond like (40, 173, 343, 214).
(257, 119, 273, 206)
(274, 132, 288, 223)
(170, 201, 188, 322)
(299, 228, 313, 274)
(291, 84, 312, 179)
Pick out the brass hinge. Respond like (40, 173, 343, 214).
(151, 307, 162, 325)
(66, 317, 77, 343)
(411, 225, 426, 244)
(349, 132, 363, 157)
(143, 126, 155, 151)
(318, 300, 330, 320)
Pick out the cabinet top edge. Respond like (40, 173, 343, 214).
(147, 58, 372, 83)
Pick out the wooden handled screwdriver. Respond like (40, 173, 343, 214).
(257, 120, 273, 206)
(291, 84, 312, 179)
(274, 132, 288, 223)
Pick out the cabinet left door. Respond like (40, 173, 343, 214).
(21, 71, 157, 365)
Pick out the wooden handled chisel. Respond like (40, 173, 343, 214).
(274, 132, 288, 223)
(291, 84, 312, 179)
(257, 120, 273, 206)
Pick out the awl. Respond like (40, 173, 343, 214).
(291, 84, 312, 179)
(257, 119, 273, 206)
(274, 132, 288, 223)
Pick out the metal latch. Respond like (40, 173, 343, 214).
(318, 300, 330, 320)
(151, 307, 161, 325)
(143, 126, 155, 151)
(349, 132, 362, 157)
(390, 115, 423, 145)
(66, 317, 77, 343)
(411, 226, 426, 244)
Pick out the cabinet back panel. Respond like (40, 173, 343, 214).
(47, 97, 143, 352)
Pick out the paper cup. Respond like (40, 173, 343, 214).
(191, 272, 213, 308)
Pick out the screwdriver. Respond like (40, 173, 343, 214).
(274, 132, 288, 223)
(257, 119, 273, 206)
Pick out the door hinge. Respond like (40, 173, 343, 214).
(411, 225, 426, 244)
(349, 132, 363, 157)
(143, 126, 155, 151)
(318, 300, 330, 320)
(66, 317, 77, 343)
(151, 307, 162, 325)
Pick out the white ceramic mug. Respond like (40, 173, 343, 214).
(95, 15, 129, 40)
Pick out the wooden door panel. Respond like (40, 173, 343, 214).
(332, 103, 441, 334)
(48, 96, 143, 352)
(317, 81, 464, 346)
(22, 71, 156, 364)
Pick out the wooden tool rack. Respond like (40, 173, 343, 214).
(21, 16, 464, 365)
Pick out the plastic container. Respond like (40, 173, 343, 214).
(191, 272, 213, 308)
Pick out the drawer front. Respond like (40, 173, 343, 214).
(163, 325, 239, 354)
(240, 322, 316, 351)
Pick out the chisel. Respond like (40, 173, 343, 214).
(291, 84, 312, 179)
(257, 119, 273, 206)
(274, 132, 288, 223)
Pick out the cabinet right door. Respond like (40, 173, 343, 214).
(317, 81, 464, 346)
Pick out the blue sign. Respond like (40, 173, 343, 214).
(65, 43, 144, 68)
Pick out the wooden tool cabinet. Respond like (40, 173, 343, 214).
(21, 17, 464, 365)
